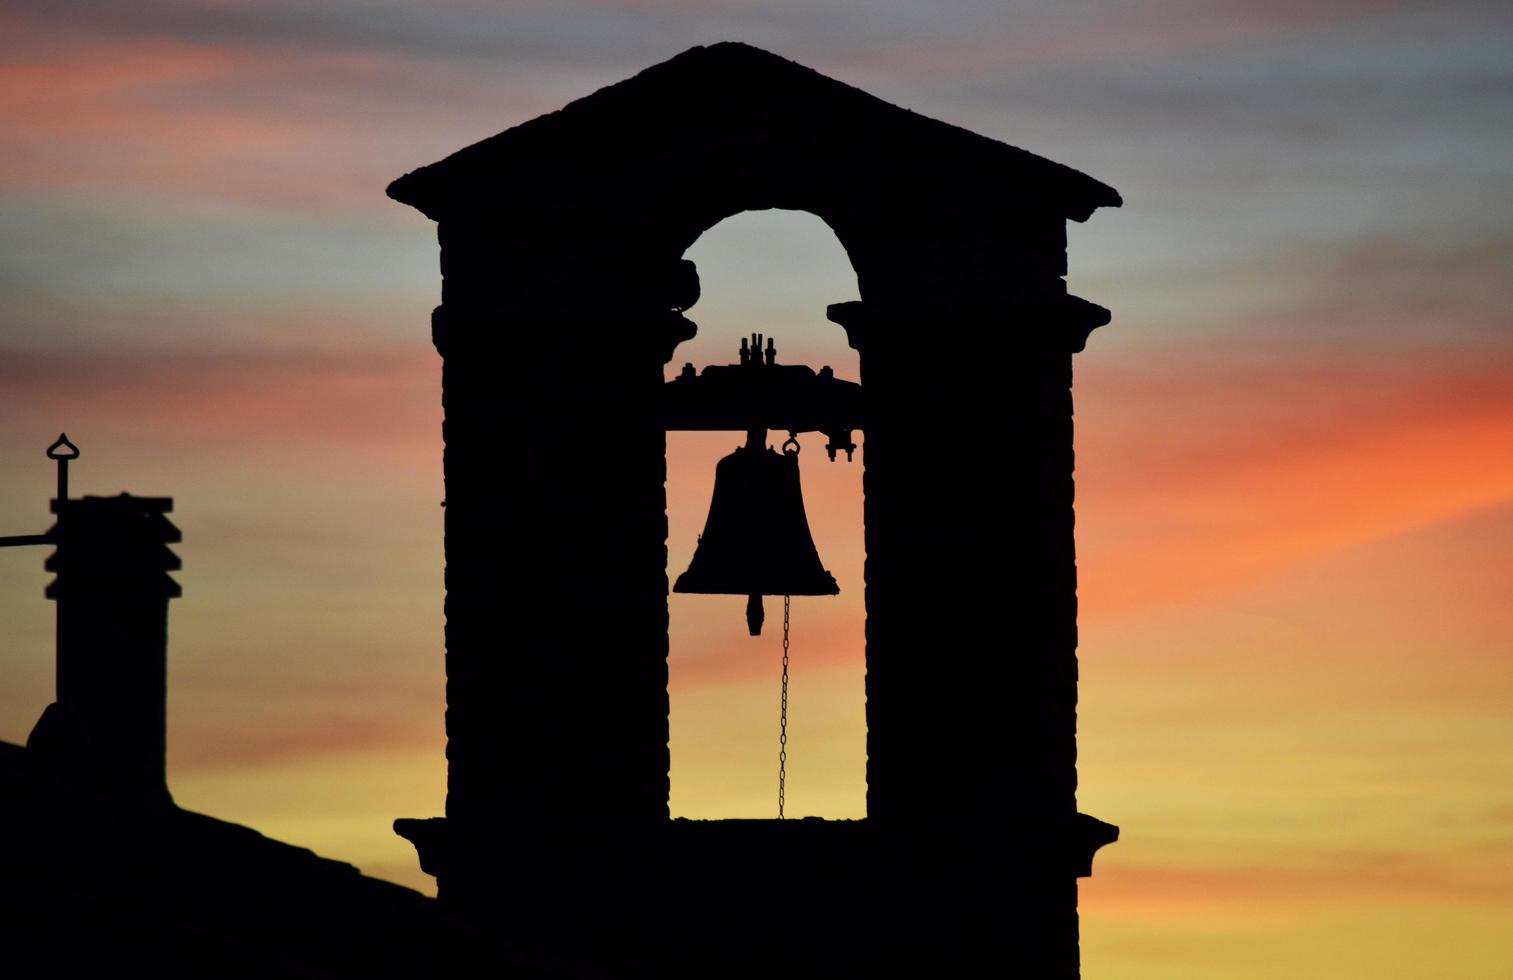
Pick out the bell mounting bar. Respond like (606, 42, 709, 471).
(663, 334, 863, 460)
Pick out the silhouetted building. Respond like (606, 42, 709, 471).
(2, 480, 504, 978)
(388, 42, 1121, 978)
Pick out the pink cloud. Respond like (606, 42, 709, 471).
(0, 345, 440, 466)
(0, 13, 482, 211)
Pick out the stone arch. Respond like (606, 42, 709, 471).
(666, 205, 865, 819)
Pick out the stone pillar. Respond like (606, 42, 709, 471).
(828, 212, 1105, 974)
(32, 494, 181, 806)
(428, 227, 696, 962)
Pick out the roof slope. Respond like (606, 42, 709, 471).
(0, 740, 536, 978)
(388, 42, 1121, 223)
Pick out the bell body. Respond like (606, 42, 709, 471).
(674, 441, 839, 599)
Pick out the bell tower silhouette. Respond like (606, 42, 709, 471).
(390, 43, 1121, 978)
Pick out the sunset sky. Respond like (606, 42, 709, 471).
(2, 2, 1511, 976)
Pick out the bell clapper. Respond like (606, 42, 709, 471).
(746, 593, 764, 636)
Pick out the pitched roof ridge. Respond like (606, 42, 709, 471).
(388, 42, 1120, 221)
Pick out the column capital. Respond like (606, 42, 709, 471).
(828, 290, 1111, 356)
(430, 302, 697, 365)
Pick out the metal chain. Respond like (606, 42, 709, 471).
(778, 594, 790, 820)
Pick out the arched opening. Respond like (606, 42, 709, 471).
(665, 209, 865, 820)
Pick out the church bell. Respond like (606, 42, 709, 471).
(675, 430, 839, 635)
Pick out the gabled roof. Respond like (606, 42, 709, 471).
(388, 42, 1121, 223)
(0, 738, 541, 978)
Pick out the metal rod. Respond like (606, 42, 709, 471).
(45, 433, 80, 502)
(0, 534, 53, 548)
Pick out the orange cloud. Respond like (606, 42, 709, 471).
(171, 707, 438, 772)
(1088, 848, 1513, 924)
(670, 600, 865, 686)
(1075, 344, 1513, 616)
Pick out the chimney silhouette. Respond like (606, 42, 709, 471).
(30, 494, 181, 804)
